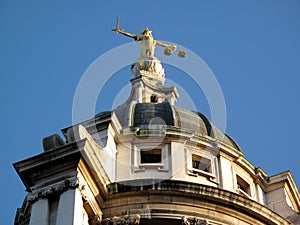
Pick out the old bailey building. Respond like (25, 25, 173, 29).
(13, 22, 300, 225)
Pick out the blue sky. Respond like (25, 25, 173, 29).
(1, 1, 300, 224)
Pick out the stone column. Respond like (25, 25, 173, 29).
(255, 182, 266, 205)
(133, 81, 143, 103)
(29, 198, 49, 225)
(56, 188, 83, 225)
(219, 155, 234, 191)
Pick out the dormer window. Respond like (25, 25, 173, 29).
(187, 151, 216, 181)
(236, 175, 251, 198)
(133, 144, 170, 172)
(140, 149, 162, 164)
(192, 154, 212, 173)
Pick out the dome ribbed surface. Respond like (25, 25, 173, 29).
(133, 102, 174, 126)
(110, 102, 241, 151)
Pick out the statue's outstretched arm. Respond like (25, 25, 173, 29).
(115, 28, 139, 41)
(156, 41, 176, 50)
(156, 41, 186, 58)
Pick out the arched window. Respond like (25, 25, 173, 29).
(151, 95, 158, 103)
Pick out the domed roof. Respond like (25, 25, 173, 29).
(112, 102, 241, 151)
(133, 102, 174, 127)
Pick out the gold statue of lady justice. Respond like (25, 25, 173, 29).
(112, 17, 186, 58)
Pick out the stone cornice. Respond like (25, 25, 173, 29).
(14, 125, 111, 196)
(27, 176, 79, 202)
(101, 214, 140, 225)
(267, 171, 300, 211)
(106, 180, 291, 225)
(13, 140, 85, 190)
(13, 140, 84, 172)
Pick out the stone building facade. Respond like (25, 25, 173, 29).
(14, 43, 300, 225)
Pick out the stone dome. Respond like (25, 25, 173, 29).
(112, 102, 241, 151)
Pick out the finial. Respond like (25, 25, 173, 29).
(111, 17, 187, 59)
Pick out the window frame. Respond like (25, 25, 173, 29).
(140, 148, 162, 164)
(186, 149, 217, 180)
(133, 143, 170, 171)
(236, 174, 252, 198)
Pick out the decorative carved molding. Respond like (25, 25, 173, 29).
(28, 174, 103, 224)
(182, 216, 207, 225)
(27, 177, 78, 202)
(78, 175, 103, 222)
(102, 214, 140, 225)
(89, 214, 102, 225)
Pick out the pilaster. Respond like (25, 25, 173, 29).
(56, 189, 83, 225)
(218, 154, 234, 191)
(29, 198, 49, 225)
